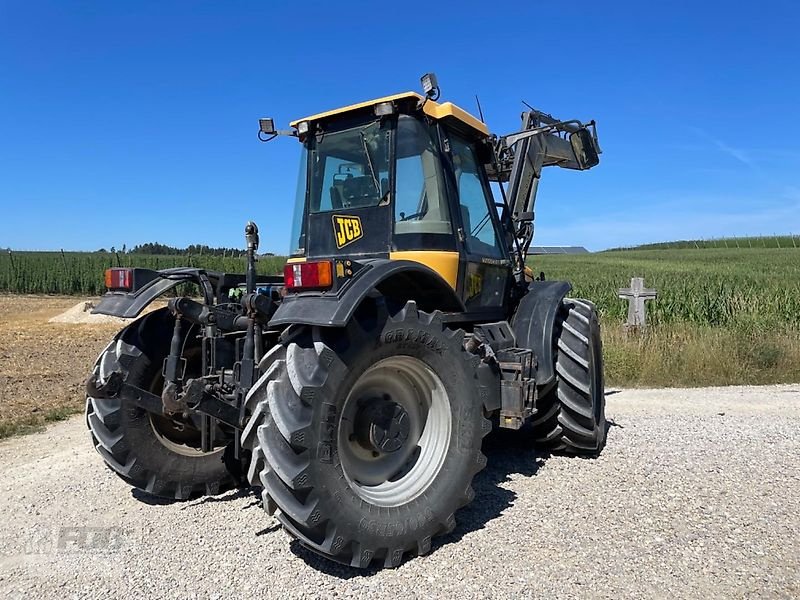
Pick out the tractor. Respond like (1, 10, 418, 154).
(86, 73, 605, 569)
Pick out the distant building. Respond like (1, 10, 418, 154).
(528, 246, 590, 255)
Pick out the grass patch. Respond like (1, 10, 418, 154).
(603, 323, 800, 388)
(0, 405, 84, 441)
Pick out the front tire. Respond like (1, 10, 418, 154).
(242, 299, 491, 568)
(530, 298, 606, 455)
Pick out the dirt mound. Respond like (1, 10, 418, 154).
(47, 300, 129, 325)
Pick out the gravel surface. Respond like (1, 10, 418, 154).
(0, 385, 798, 599)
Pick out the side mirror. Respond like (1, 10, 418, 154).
(570, 128, 600, 170)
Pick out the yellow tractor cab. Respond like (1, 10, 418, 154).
(273, 90, 515, 324)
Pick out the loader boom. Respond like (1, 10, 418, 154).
(490, 109, 601, 269)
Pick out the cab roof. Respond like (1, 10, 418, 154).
(289, 91, 490, 138)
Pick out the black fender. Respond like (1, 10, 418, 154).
(269, 259, 465, 328)
(510, 280, 572, 386)
(92, 278, 183, 319)
(110, 307, 177, 360)
(101, 307, 202, 371)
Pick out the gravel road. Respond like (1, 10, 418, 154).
(0, 385, 798, 599)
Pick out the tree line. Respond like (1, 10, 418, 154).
(93, 243, 274, 257)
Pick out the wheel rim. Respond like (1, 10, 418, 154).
(338, 356, 452, 507)
(148, 413, 225, 456)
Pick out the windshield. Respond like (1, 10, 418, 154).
(308, 120, 390, 213)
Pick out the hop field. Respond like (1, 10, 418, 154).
(0, 251, 287, 296)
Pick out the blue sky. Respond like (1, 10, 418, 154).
(1, 1, 798, 253)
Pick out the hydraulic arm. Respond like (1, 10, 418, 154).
(490, 109, 601, 272)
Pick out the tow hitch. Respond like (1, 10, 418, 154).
(86, 371, 244, 430)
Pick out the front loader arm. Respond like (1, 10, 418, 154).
(489, 109, 601, 272)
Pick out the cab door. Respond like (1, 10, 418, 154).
(444, 131, 512, 316)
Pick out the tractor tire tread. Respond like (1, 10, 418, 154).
(243, 299, 490, 568)
(529, 298, 606, 456)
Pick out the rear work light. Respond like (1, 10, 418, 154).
(105, 268, 133, 291)
(283, 261, 333, 291)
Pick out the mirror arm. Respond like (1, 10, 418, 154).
(258, 129, 298, 143)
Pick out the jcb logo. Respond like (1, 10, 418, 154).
(332, 215, 363, 249)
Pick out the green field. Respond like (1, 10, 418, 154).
(2, 246, 797, 388)
(534, 248, 800, 387)
(610, 235, 800, 251)
(0, 251, 287, 295)
(533, 248, 800, 328)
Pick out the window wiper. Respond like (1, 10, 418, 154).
(360, 132, 381, 196)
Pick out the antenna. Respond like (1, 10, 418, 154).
(475, 95, 485, 123)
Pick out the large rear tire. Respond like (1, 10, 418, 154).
(85, 309, 235, 500)
(242, 299, 491, 568)
(530, 298, 606, 456)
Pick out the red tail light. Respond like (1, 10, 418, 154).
(105, 268, 133, 290)
(283, 261, 333, 291)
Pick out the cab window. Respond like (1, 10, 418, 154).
(393, 116, 454, 250)
(449, 134, 504, 258)
(308, 120, 390, 213)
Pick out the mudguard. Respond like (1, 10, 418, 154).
(91, 266, 190, 319)
(510, 280, 572, 386)
(269, 259, 465, 328)
(92, 278, 184, 319)
(92, 266, 282, 319)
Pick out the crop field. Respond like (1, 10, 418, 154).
(534, 247, 800, 327)
(612, 235, 800, 251)
(0, 245, 797, 398)
(535, 247, 800, 387)
(0, 251, 287, 295)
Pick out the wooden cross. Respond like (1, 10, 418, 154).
(618, 277, 657, 327)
